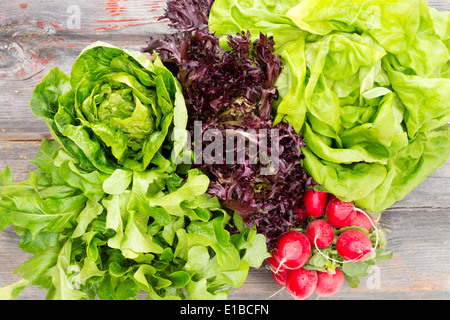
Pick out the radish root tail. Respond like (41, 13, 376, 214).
(274, 257, 286, 274)
(354, 207, 379, 252)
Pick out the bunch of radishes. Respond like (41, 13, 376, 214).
(266, 189, 380, 300)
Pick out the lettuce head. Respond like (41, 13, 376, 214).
(30, 42, 188, 174)
(209, 0, 450, 212)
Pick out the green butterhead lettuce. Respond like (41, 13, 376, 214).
(30, 41, 188, 174)
(209, 0, 450, 212)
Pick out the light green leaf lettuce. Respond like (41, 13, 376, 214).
(209, 0, 450, 212)
(0, 140, 269, 300)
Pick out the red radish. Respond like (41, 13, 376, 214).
(295, 206, 308, 222)
(326, 198, 356, 228)
(272, 231, 311, 270)
(271, 268, 289, 286)
(350, 210, 376, 231)
(336, 229, 373, 262)
(305, 219, 334, 249)
(286, 268, 318, 300)
(315, 268, 345, 297)
(302, 189, 329, 218)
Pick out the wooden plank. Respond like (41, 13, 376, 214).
(428, 0, 450, 11)
(0, 141, 40, 181)
(0, 0, 171, 35)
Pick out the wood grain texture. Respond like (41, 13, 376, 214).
(0, 0, 170, 140)
(0, 0, 450, 300)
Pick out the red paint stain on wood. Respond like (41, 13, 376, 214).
(32, 54, 52, 68)
(106, 0, 128, 16)
(138, 3, 165, 8)
(19, 3, 28, 9)
(40, 56, 51, 66)
(2, 75, 8, 78)
(37, 21, 45, 28)
(49, 21, 61, 29)
(97, 18, 141, 23)
(15, 69, 27, 78)
(94, 24, 120, 31)
(95, 1, 164, 32)
(93, 20, 157, 31)
(67, 44, 75, 47)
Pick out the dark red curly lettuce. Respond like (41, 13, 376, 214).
(142, 0, 315, 248)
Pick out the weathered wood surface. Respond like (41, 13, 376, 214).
(0, 0, 449, 300)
